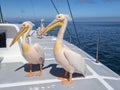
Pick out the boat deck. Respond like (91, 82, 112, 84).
(0, 33, 120, 90)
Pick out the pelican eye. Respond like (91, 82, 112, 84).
(58, 16, 61, 18)
(56, 15, 61, 20)
(22, 24, 26, 27)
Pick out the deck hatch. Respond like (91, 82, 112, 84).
(0, 32, 6, 48)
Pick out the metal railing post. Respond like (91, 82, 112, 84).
(96, 32, 101, 63)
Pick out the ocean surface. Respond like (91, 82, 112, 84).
(36, 22, 120, 75)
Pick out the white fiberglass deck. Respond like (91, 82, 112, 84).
(0, 24, 120, 90)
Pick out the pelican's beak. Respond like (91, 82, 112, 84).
(39, 19, 63, 36)
(9, 26, 29, 47)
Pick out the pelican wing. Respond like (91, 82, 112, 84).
(33, 43, 45, 60)
(64, 48, 86, 75)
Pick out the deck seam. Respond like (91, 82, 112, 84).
(87, 65, 114, 90)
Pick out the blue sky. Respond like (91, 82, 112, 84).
(0, 0, 120, 22)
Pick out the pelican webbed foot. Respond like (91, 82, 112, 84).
(36, 64, 42, 76)
(62, 73, 72, 85)
(25, 64, 34, 77)
(25, 71, 34, 77)
(36, 71, 42, 76)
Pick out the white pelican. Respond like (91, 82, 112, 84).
(37, 19, 45, 37)
(10, 21, 45, 77)
(39, 14, 86, 84)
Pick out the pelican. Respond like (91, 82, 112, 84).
(39, 14, 86, 84)
(10, 21, 45, 77)
(37, 19, 45, 37)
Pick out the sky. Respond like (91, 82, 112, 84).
(0, 0, 120, 22)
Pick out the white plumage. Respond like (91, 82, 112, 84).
(10, 21, 45, 77)
(39, 14, 86, 84)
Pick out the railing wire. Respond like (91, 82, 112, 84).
(66, 0, 81, 46)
